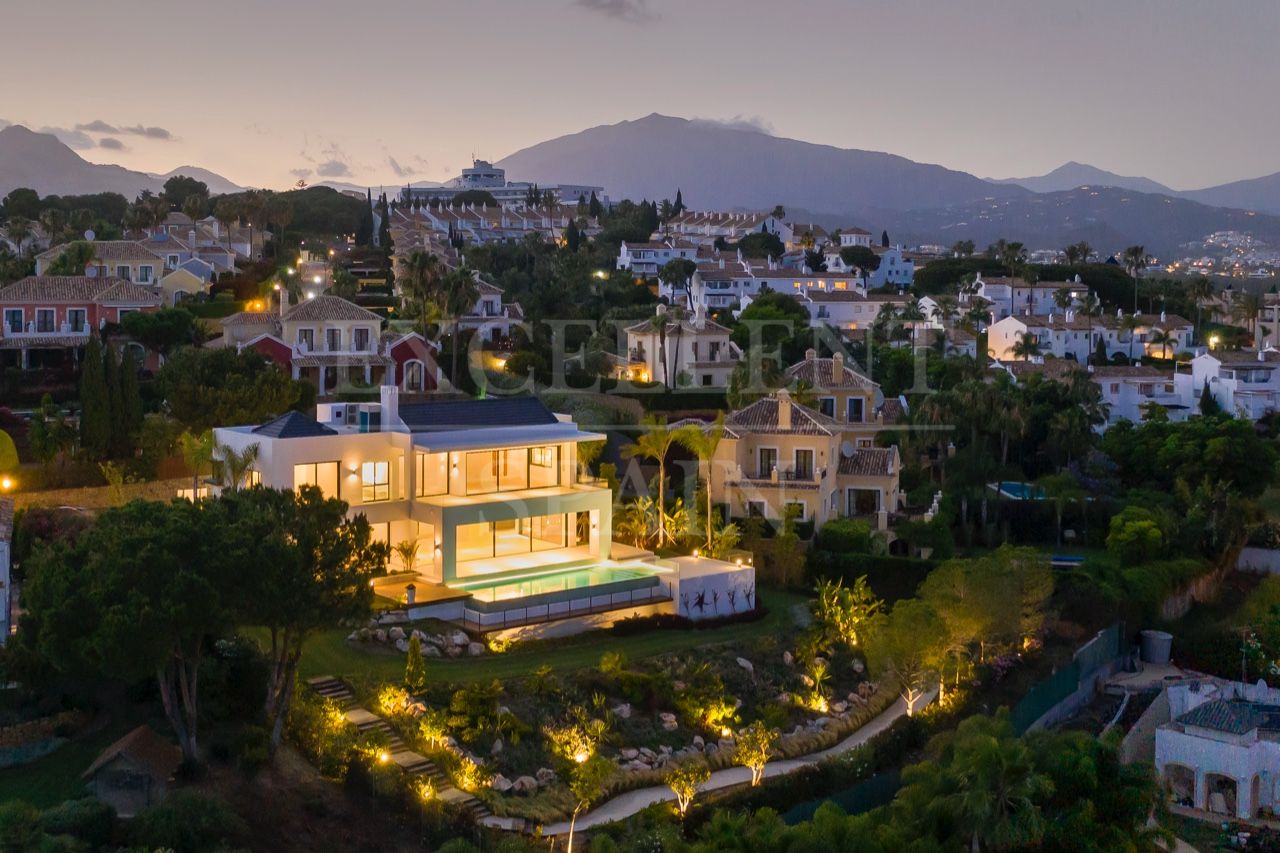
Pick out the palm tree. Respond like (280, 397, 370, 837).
(900, 301, 927, 348)
(217, 442, 260, 490)
(400, 251, 442, 335)
(647, 311, 671, 387)
(1122, 245, 1150, 312)
(1052, 287, 1073, 311)
(440, 267, 480, 388)
(4, 216, 33, 254)
(1187, 276, 1213, 343)
(182, 193, 207, 228)
(1010, 331, 1041, 362)
(214, 197, 240, 252)
(1232, 290, 1264, 341)
(1077, 293, 1101, 362)
(38, 208, 65, 246)
(948, 732, 1052, 853)
(622, 416, 683, 547)
(1148, 328, 1175, 360)
(1120, 313, 1142, 361)
(1036, 471, 1085, 545)
(677, 414, 726, 550)
(177, 429, 214, 498)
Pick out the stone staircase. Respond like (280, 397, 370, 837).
(305, 676, 491, 821)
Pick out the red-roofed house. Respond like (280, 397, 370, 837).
(0, 276, 161, 368)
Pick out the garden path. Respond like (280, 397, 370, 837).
(525, 686, 938, 836)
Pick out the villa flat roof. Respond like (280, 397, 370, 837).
(410, 422, 606, 453)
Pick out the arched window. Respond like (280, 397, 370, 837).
(403, 360, 424, 391)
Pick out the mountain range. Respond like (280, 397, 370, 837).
(5, 116, 1280, 256)
(0, 125, 243, 199)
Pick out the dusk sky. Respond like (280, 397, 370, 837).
(7, 0, 1278, 191)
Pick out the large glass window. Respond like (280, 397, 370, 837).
(416, 452, 448, 497)
(457, 522, 495, 562)
(498, 448, 528, 491)
(530, 514, 566, 551)
(67, 309, 86, 332)
(465, 451, 498, 493)
(528, 445, 559, 489)
(294, 461, 338, 498)
(362, 461, 389, 502)
(455, 514, 571, 566)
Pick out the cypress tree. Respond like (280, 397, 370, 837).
(404, 634, 426, 692)
(119, 347, 143, 455)
(78, 337, 110, 459)
(588, 191, 602, 219)
(103, 344, 125, 458)
(565, 218, 581, 253)
(674, 188, 684, 215)
(881, 229, 890, 248)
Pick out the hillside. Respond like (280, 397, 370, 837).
(990, 161, 1175, 195)
(0, 125, 240, 200)
(1182, 171, 1280, 215)
(497, 113, 1026, 215)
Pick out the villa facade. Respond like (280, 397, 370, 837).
(211, 389, 752, 636)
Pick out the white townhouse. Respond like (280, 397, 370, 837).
(986, 311, 1192, 363)
(1175, 348, 1280, 420)
(974, 273, 1089, 320)
(823, 245, 915, 289)
(1089, 365, 1192, 429)
(797, 290, 911, 333)
(616, 239, 700, 276)
(625, 300, 741, 388)
(1156, 679, 1280, 820)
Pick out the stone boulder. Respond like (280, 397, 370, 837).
(422, 644, 442, 658)
(736, 657, 754, 676)
(620, 748, 639, 760)
(491, 774, 513, 792)
(612, 703, 632, 719)
(449, 630, 470, 648)
(467, 642, 485, 657)
(490, 738, 504, 756)
(394, 638, 409, 653)
(512, 776, 538, 794)
(374, 629, 388, 644)
(388, 627, 406, 641)
(535, 767, 557, 785)
(691, 735, 705, 749)
(783, 650, 794, 666)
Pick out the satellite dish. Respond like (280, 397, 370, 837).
(841, 441, 855, 458)
(83, 229, 95, 241)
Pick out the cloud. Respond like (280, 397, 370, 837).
(75, 120, 119, 133)
(290, 168, 312, 179)
(690, 115, 774, 135)
(574, 0, 657, 23)
(387, 155, 430, 179)
(316, 159, 351, 178)
(97, 137, 126, 150)
(120, 124, 173, 140)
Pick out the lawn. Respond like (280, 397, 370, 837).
(244, 587, 811, 684)
(0, 720, 135, 808)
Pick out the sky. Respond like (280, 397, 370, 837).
(5, 0, 1279, 192)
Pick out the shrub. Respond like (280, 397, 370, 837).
(40, 798, 115, 848)
(1106, 506, 1167, 566)
(130, 791, 246, 853)
(807, 552, 936, 604)
(814, 518, 874, 554)
(237, 724, 270, 776)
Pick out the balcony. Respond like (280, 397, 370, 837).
(4, 322, 90, 338)
(727, 465, 825, 489)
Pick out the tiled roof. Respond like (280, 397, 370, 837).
(82, 725, 182, 783)
(283, 295, 382, 323)
(38, 240, 163, 264)
(837, 447, 896, 477)
(251, 411, 338, 439)
(625, 315, 733, 336)
(1215, 349, 1280, 368)
(221, 311, 280, 328)
(292, 353, 393, 368)
(1090, 365, 1168, 379)
(399, 396, 559, 432)
(725, 395, 837, 436)
(998, 360, 1086, 381)
(878, 398, 907, 423)
(785, 355, 876, 390)
(0, 335, 91, 349)
(0, 276, 160, 305)
(1177, 699, 1280, 735)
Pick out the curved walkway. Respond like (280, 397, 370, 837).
(528, 687, 938, 836)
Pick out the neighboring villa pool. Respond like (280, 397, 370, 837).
(989, 481, 1045, 500)
(449, 561, 670, 606)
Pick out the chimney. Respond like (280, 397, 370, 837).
(1160, 310, 1167, 323)
(777, 388, 792, 430)
(188, 229, 197, 248)
(279, 286, 290, 315)
(380, 385, 400, 431)
(833, 351, 844, 374)
(805, 348, 817, 361)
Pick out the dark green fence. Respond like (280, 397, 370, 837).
(1011, 661, 1081, 734)
(782, 769, 902, 824)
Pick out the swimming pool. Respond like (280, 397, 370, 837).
(989, 481, 1045, 500)
(449, 562, 668, 605)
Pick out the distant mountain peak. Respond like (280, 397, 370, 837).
(991, 162, 1175, 195)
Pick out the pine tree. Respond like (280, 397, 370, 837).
(78, 337, 110, 459)
(405, 634, 427, 692)
(119, 347, 143, 454)
(588, 191, 602, 219)
(103, 344, 125, 458)
(1199, 382, 1221, 416)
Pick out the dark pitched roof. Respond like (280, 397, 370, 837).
(724, 394, 837, 436)
(785, 354, 876, 390)
(1177, 699, 1280, 735)
(251, 411, 338, 439)
(398, 395, 559, 432)
(82, 725, 182, 783)
(837, 447, 897, 477)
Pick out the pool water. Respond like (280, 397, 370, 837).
(449, 563, 663, 603)
(991, 481, 1044, 500)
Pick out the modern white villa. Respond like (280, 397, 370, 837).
(210, 388, 752, 637)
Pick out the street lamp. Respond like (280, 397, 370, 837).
(0, 476, 13, 492)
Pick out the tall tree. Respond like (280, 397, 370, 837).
(623, 416, 683, 547)
(103, 344, 126, 457)
(1122, 245, 1149, 312)
(219, 486, 386, 754)
(4, 216, 33, 254)
(677, 414, 726, 549)
(21, 500, 235, 763)
(840, 245, 880, 289)
(118, 346, 143, 454)
(78, 337, 110, 459)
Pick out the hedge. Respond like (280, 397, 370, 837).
(806, 552, 937, 604)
